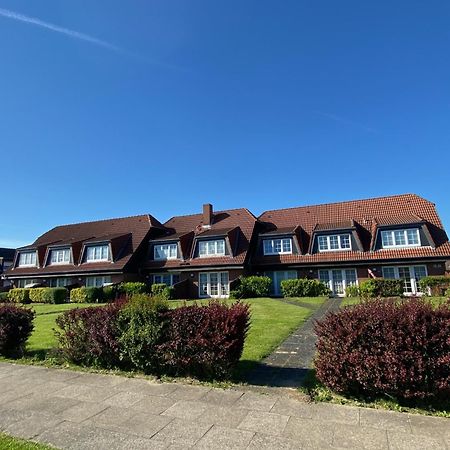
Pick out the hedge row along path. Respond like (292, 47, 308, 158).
(0, 362, 448, 449)
(245, 297, 342, 388)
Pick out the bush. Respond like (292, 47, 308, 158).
(229, 276, 271, 299)
(29, 287, 67, 304)
(158, 301, 250, 379)
(70, 287, 103, 303)
(314, 297, 450, 400)
(0, 292, 9, 302)
(280, 278, 330, 298)
(118, 282, 148, 297)
(419, 276, 450, 296)
(358, 279, 403, 298)
(29, 288, 46, 303)
(7, 288, 31, 304)
(0, 304, 35, 357)
(151, 283, 174, 301)
(446, 287, 450, 298)
(117, 294, 169, 372)
(56, 302, 123, 367)
(103, 285, 118, 302)
(345, 284, 360, 297)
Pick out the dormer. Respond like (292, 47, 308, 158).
(310, 220, 363, 253)
(192, 227, 239, 258)
(16, 248, 38, 268)
(257, 226, 303, 257)
(46, 246, 72, 265)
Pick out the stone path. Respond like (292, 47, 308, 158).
(0, 363, 448, 449)
(246, 298, 342, 388)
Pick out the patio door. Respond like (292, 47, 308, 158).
(318, 268, 357, 296)
(199, 272, 229, 298)
(382, 266, 427, 295)
(265, 271, 297, 296)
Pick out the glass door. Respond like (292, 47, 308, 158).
(198, 272, 229, 298)
(332, 270, 344, 295)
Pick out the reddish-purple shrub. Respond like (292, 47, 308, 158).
(56, 302, 124, 368)
(158, 301, 250, 379)
(0, 304, 35, 357)
(314, 298, 450, 400)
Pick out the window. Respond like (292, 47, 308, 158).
(199, 272, 229, 298)
(17, 279, 37, 288)
(382, 266, 427, 295)
(264, 270, 297, 296)
(49, 248, 71, 265)
(317, 234, 351, 252)
(318, 268, 357, 296)
(381, 229, 420, 248)
(198, 239, 226, 257)
(85, 245, 109, 262)
(48, 278, 71, 287)
(85, 276, 111, 287)
(154, 244, 178, 260)
(18, 251, 37, 267)
(153, 273, 180, 286)
(263, 238, 292, 255)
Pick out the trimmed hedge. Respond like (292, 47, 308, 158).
(56, 296, 251, 379)
(29, 287, 67, 304)
(280, 278, 330, 298)
(118, 282, 148, 297)
(345, 284, 360, 297)
(0, 292, 9, 302)
(314, 297, 450, 400)
(419, 276, 450, 296)
(7, 288, 31, 304)
(70, 287, 103, 303)
(150, 283, 174, 301)
(230, 276, 272, 299)
(103, 285, 118, 302)
(358, 279, 403, 298)
(0, 304, 35, 357)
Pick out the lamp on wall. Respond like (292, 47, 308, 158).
(190, 273, 194, 278)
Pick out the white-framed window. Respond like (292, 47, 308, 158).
(154, 243, 178, 260)
(317, 234, 351, 252)
(381, 229, 420, 248)
(17, 279, 37, 288)
(198, 239, 226, 257)
(263, 238, 293, 255)
(318, 268, 357, 296)
(382, 265, 427, 295)
(264, 270, 297, 296)
(18, 251, 37, 267)
(48, 277, 71, 287)
(49, 248, 71, 265)
(85, 245, 110, 262)
(153, 273, 180, 286)
(199, 272, 229, 298)
(85, 276, 112, 287)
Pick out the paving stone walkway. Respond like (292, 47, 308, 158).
(246, 298, 342, 388)
(0, 363, 448, 449)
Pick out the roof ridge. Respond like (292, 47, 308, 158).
(260, 193, 423, 216)
(165, 207, 252, 222)
(50, 213, 153, 229)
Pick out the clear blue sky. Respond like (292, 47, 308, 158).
(1, 1, 449, 248)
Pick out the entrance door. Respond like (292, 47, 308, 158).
(319, 268, 358, 296)
(382, 265, 427, 295)
(265, 271, 297, 296)
(199, 272, 229, 298)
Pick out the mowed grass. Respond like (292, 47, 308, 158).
(19, 297, 326, 377)
(0, 432, 54, 450)
(341, 296, 449, 308)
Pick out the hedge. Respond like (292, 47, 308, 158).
(0, 304, 35, 357)
(229, 276, 272, 299)
(314, 297, 450, 400)
(118, 282, 148, 297)
(0, 292, 9, 302)
(70, 287, 103, 303)
(7, 289, 31, 304)
(280, 278, 330, 298)
(419, 276, 450, 296)
(29, 287, 67, 304)
(358, 279, 403, 298)
(150, 283, 174, 301)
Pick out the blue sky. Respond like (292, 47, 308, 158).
(1, 1, 449, 247)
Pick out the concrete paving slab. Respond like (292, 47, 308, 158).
(162, 400, 210, 420)
(387, 430, 447, 450)
(359, 408, 412, 432)
(112, 411, 172, 438)
(55, 384, 116, 402)
(152, 418, 212, 446)
(310, 402, 360, 425)
(283, 416, 333, 448)
(167, 385, 211, 401)
(201, 389, 244, 407)
(194, 424, 254, 449)
(131, 394, 177, 415)
(115, 377, 178, 397)
(60, 401, 109, 424)
(331, 423, 389, 449)
(247, 432, 302, 450)
(87, 406, 138, 428)
(196, 404, 250, 428)
(5, 412, 63, 440)
(102, 390, 144, 408)
(238, 410, 289, 436)
(270, 397, 314, 419)
(233, 392, 277, 412)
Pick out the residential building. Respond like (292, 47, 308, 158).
(143, 204, 258, 299)
(5, 215, 165, 288)
(0, 248, 15, 288)
(254, 194, 450, 296)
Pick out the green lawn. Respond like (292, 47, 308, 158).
(341, 296, 449, 308)
(0, 433, 54, 450)
(18, 297, 326, 378)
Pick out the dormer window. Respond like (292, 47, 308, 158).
(85, 244, 109, 262)
(49, 248, 71, 265)
(381, 229, 420, 248)
(154, 243, 178, 260)
(198, 239, 225, 257)
(263, 238, 292, 255)
(18, 251, 37, 267)
(318, 234, 351, 252)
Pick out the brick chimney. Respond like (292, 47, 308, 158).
(202, 203, 213, 228)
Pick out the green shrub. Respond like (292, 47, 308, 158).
(118, 282, 148, 297)
(103, 285, 117, 302)
(419, 276, 450, 296)
(117, 294, 169, 372)
(0, 292, 8, 302)
(359, 279, 403, 299)
(70, 287, 86, 303)
(280, 278, 330, 298)
(230, 276, 272, 299)
(7, 288, 31, 304)
(345, 284, 360, 297)
(43, 288, 67, 304)
(445, 287, 450, 298)
(29, 288, 47, 303)
(151, 283, 175, 300)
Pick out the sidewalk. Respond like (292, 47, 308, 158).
(0, 362, 448, 449)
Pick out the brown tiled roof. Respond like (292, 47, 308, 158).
(256, 194, 450, 264)
(7, 214, 163, 277)
(146, 208, 257, 269)
(313, 220, 355, 231)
